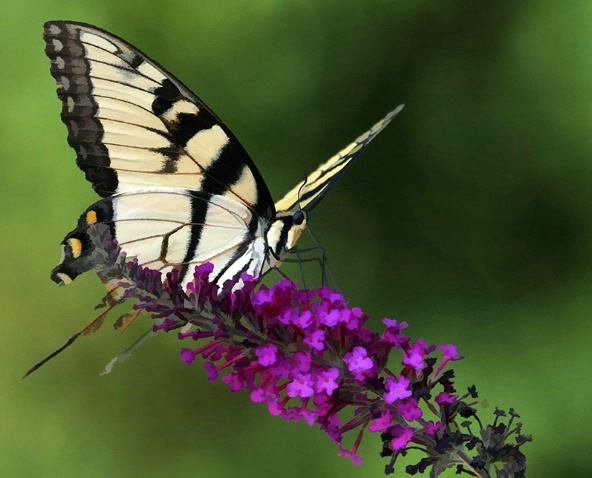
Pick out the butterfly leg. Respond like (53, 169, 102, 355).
(261, 251, 294, 282)
(284, 244, 339, 292)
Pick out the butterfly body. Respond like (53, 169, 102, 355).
(44, 21, 402, 289)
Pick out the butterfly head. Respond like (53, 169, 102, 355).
(266, 209, 309, 266)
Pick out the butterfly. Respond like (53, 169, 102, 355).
(43, 20, 403, 292)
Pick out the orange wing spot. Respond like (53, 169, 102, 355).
(68, 238, 83, 258)
(86, 210, 98, 224)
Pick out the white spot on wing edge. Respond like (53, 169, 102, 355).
(52, 39, 63, 52)
(67, 96, 75, 113)
(55, 57, 65, 69)
(60, 76, 70, 91)
(47, 24, 61, 35)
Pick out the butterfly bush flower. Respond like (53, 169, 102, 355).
(88, 224, 530, 477)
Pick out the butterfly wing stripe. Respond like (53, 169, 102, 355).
(44, 21, 275, 219)
(177, 191, 260, 282)
(274, 105, 404, 214)
(210, 236, 267, 287)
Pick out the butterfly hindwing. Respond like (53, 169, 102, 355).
(51, 189, 264, 285)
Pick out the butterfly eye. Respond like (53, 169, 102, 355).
(292, 210, 305, 225)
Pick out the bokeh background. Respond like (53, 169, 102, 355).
(1, 1, 590, 477)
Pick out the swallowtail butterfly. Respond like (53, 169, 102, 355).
(44, 21, 402, 290)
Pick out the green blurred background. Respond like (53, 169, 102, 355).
(2, 1, 590, 476)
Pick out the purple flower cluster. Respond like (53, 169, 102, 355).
(160, 266, 465, 468)
(82, 224, 531, 476)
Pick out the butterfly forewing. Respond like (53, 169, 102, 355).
(43, 21, 274, 218)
